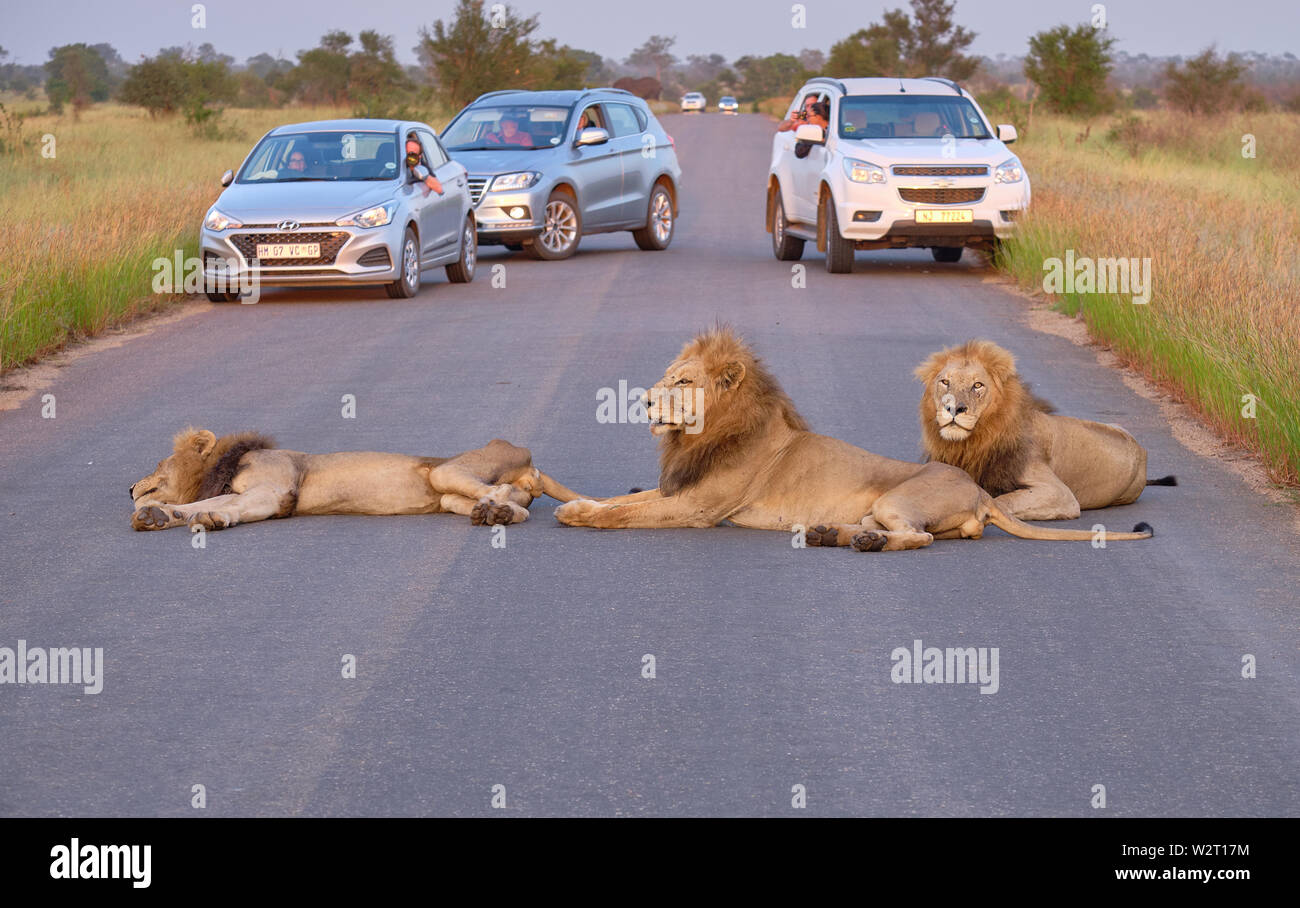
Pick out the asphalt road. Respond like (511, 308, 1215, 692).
(1, 112, 1296, 817)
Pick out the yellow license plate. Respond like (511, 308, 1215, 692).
(915, 209, 973, 224)
(255, 243, 320, 259)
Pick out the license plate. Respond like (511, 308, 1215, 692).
(255, 242, 320, 259)
(915, 209, 973, 224)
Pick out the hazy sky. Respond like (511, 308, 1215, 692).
(3, 0, 1296, 66)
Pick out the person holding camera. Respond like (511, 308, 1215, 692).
(777, 95, 830, 133)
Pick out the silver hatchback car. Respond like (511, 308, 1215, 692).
(200, 118, 476, 300)
(440, 89, 683, 260)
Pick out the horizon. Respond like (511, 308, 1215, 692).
(2, 0, 1296, 68)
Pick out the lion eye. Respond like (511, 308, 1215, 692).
(675, 378, 690, 385)
(972, 382, 984, 390)
(939, 379, 949, 387)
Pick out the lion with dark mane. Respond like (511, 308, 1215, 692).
(130, 429, 583, 532)
(916, 339, 1175, 521)
(555, 328, 1154, 550)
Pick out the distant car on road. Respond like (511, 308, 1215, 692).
(717, 96, 740, 115)
(440, 88, 683, 259)
(200, 118, 476, 300)
(766, 77, 1030, 273)
(680, 92, 707, 113)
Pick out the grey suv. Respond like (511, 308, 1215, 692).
(440, 89, 683, 259)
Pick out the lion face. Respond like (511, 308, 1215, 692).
(130, 428, 216, 506)
(644, 356, 738, 437)
(926, 360, 995, 441)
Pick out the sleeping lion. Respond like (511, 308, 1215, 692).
(555, 328, 1153, 551)
(916, 340, 1176, 521)
(130, 428, 583, 532)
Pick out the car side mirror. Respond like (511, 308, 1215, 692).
(220, 169, 234, 187)
(794, 124, 825, 144)
(997, 124, 1017, 144)
(576, 127, 609, 147)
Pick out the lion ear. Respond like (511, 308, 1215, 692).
(717, 361, 746, 390)
(914, 351, 945, 383)
(174, 428, 217, 458)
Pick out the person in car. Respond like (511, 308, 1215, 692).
(286, 150, 308, 173)
(487, 117, 533, 147)
(778, 95, 829, 132)
(405, 136, 444, 195)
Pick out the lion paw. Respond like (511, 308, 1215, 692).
(188, 511, 232, 531)
(806, 525, 838, 547)
(132, 505, 184, 531)
(472, 499, 520, 526)
(554, 498, 601, 526)
(851, 531, 888, 552)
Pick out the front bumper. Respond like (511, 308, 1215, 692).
(833, 179, 1030, 246)
(200, 220, 406, 287)
(471, 183, 547, 244)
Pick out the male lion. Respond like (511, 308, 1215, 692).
(916, 339, 1176, 521)
(555, 328, 1153, 551)
(130, 428, 583, 532)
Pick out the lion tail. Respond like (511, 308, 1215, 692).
(1146, 475, 1178, 487)
(986, 500, 1154, 542)
(538, 473, 586, 503)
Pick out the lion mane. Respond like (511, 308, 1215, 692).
(914, 340, 1055, 496)
(657, 327, 809, 495)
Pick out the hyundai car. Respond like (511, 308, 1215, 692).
(200, 118, 476, 300)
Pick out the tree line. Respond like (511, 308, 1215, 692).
(6, 0, 1297, 130)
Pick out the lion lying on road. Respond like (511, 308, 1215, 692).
(131, 428, 583, 532)
(916, 339, 1176, 521)
(554, 328, 1153, 550)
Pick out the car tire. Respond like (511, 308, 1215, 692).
(445, 214, 477, 283)
(931, 247, 964, 263)
(632, 184, 675, 251)
(385, 226, 420, 298)
(771, 191, 805, 261)
(526, 189, 581, 260)
(820, 194, 854, 274)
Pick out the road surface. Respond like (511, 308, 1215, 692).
(1, 113, 1296, 816)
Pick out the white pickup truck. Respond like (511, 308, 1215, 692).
(766, 76, 1030, 273)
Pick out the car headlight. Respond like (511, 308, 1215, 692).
(336, 201, 397, 228)
(994, 158, 1024, 184)
(844, 158, 886, 184)
(204, 208, 242, 231)
(489, 171, 541, 192)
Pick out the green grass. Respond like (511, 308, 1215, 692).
(995, 110, 1300, 486)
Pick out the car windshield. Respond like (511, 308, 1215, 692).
(838, 95, 992, 140)
(441, 105, 572, 151)
(238, 131, 398, 182)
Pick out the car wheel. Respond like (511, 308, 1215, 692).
(526, 189, 581, 260)
(632, 184, 675, 251)
(445, 214, 477, 283)
(820, 194, 855, 274)
(771, 191, 805, 261)
(385, 227, 420, 298)
(931, 247, 964, 263)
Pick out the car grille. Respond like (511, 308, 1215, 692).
(892, 165, 989, 176)
(229, 231, 349, 266)
(467, 177, 489, 206)
(899, 187, 985, 205)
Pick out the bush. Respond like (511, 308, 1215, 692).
(1024, 24, 1115, 116)
(1163, 48, 1247, 114)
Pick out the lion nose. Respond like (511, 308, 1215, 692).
(954, 405, 967, 415)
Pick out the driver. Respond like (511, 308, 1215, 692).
(405, 136, 444, 195)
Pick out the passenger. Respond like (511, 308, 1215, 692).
(791, 100, 831, 158)
(778, 95, 830, 133)
(286, 150, 308, 173)
(488, 117, 534, 146)
(404, 136, 444, 195)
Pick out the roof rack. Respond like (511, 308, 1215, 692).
(582, 87, 637, 97)
(921, 77, 964, 96)
(470, 89, 526, 104)
(804, 76, 847, 94)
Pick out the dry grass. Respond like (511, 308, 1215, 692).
(997, 109, 1300, 486)
(0, 103, 348, 370)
